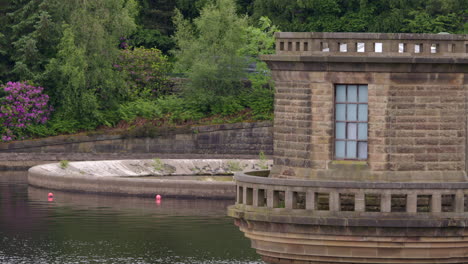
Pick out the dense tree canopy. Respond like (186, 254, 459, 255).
(0, 0, 466, 141)
(250, 0, 467, 33)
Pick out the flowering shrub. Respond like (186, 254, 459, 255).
(115, 47, 172, 100)
(0, 82, 52, 141)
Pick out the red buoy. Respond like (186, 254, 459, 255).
(48, 192, 54, 202)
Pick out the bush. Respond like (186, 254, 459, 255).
(243, 86, 274, 120)
(117, 99, 162, 122)
(0, 82, 52, 141)
(116, 47, 173, 100)
(154, 95, 205, 123)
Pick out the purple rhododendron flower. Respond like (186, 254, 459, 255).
(0, 82, 53, 142)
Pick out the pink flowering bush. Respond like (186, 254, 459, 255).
(0, 82, 52, 142)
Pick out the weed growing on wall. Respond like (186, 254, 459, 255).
(152, 158, 164, 172)
(227, 161, 242, 172)
(59, 160, 69, 169)
(258, 151, 269, 170)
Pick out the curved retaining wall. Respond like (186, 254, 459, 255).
(28, 159, 272, 199)
(0, 122, 273, 170)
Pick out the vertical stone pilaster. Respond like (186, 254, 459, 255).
(253, 189, 259, 207)
(329, 191, 340, 212)
(285, 190, 294, 209)
(407, 193, 417, 213)
(267, 189, 274, 208)
(381, 192, 392, 213)
(306, 190, 315, 210)
(355, 192, 365, 212)
(455, 190, 464, 213)
(431, 193, 442, 213)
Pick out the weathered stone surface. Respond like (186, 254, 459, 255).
(230, 32, 468, 264)
(0, 122, 273, 170)
(28, 159, 272, 199)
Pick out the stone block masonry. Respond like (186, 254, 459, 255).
(265, 32, 467, 183)
(230, 32, 468, 264)
(0, 122, 273, 170)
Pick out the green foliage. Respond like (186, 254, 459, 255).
(4, 0, 62, 82)
(46, 25, 98, 124)
(25, 123, 56, 137)
(43, 0, 138, 124)
(117, 47, 172, 100)
(59, 160, 69, 169)
(116, 96, 205, 124)
(154, 95, 205, 122)
(130, 28, 174, 53)
(117, 99, 161, 122)
(258, 150, 268, 170)
(227, 160, 242, 172)
(173, 0, 249, 111)
(250, 0, 467, 33)
(239, 16, 278, 57)
(242, 85, 274, 120)
(152, 158, 164, 171)
(211, 96, 244, 116)
(173, 3, 276, 119)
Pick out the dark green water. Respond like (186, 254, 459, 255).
(0, 171, 262, 264)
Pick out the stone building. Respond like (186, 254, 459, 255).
(229, 32, 468, 263)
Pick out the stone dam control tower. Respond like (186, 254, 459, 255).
(228, 32, 468, 263)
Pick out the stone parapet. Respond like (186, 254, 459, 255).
(273, 32, 468, 57)
(228, 172, 468, 263)
(234, 172, 468, 222)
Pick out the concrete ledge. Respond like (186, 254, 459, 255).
(28, 159, 272, 199)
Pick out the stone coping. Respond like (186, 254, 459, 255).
(270, 32, 468, 61)
(228, 205, 468, 228)
(276, 32, 468, 41)
(235, 172, 468, 189)
(28, 159, 272, 199)
(261, 54, 468, 64)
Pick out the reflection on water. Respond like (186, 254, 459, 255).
(0, 171, 262, 264)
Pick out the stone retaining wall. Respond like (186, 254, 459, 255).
(0, 122, 273, 170)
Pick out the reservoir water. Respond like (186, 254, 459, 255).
(0, 171, 261, 264)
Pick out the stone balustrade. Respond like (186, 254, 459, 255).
(235, 172, 468, 217)
(275, 32, 468, 56)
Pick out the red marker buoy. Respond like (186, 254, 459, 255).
(156, 194, 161, 201)
(48, 192, 54, 202)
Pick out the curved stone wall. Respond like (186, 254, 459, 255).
(228, 172, 468, 263)
(28, 159, 272, 199)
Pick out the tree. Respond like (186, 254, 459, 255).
(3, 0, 62, 82)
(44, 0, 138, 125)
(172, 0, 248, 112)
